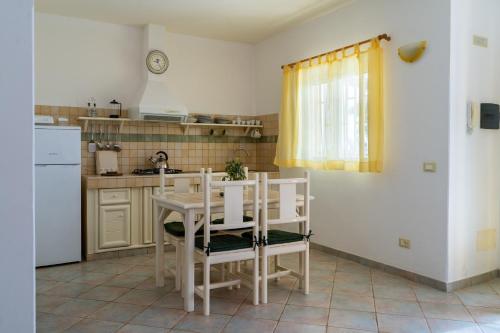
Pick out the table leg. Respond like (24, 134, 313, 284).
(155, 206, 166, 287)
(183, 209, 195, 312)
(298, 206, 304, 290)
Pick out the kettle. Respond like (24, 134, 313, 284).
(149, 151, 169, 169)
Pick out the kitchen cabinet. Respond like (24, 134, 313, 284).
(84, 186, 172, 259)
(99, 204, 130, 248)
(83, 172, 280, 260)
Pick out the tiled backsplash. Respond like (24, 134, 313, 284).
(35, 105, 279, 174)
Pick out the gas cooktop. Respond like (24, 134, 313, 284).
(132, 168, 182, 175)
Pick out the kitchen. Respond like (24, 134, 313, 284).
(4, 0, 500, 332)
(34, 18, 279, 265)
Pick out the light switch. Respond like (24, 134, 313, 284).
(399, 238, 411, 249)
(473, 35, 488, 48)
(423, 162, 437, 172)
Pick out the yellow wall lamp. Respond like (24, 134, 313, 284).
(398, 41, 427, 63)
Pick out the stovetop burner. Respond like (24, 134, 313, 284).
(132, 168, 182, 175)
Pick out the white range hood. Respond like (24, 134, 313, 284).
(129, 24, 188, 122)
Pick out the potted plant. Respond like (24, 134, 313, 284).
(220, 159, 246, 196)
(224, 159, 247, 181)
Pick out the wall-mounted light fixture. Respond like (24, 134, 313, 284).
(398, 41, 427, 63)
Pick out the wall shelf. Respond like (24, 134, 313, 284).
(78, 117, 264, 136)
(179, 122, 263, 135)
(78, 117, 130, 132)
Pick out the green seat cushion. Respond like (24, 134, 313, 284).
(164, 222, 216, 237)
(195, 234, 253, 253)
(212, 215, 253, 225)
(242, 230, 304, 245)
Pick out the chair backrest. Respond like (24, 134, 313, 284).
(159, 168, 205, 194)
(261, 171, 310, 237)
(202, 173, 259, 245)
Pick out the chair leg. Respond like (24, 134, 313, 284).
(228, 263, 233, 290)
(236, 261, 241, 289)
(253, 254, 259, 305)
(262, 249, 268, 304)
(203, 258, 210, 316)
(175, 242, 182, 291)
(298, 222, 304, 289)
(220, 263, 225, 282)
(274, 255, 280, 282)
(304, 246, 310, 295)
(299, 250, 304, 290)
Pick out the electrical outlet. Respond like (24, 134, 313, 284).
(423, 162, 437, 173)
(399, 238, 411, 249)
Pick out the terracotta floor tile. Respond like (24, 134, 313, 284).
(34, 248, 500, 333)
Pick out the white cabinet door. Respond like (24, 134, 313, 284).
(142, 187, 153, 244)
(99, 204, 131, 249)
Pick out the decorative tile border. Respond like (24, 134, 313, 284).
(81, 133, 278, 144)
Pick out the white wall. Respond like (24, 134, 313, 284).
(0, 1, 35, 331)
(35, 13, 143, 109)
(35, 13, 255, 115)
(448, 0, 500, 282)
(164, 32, 255, 116)
(255, 0, 451, 281)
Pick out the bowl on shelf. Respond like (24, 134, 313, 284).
(214, 117, 231, 124)
(196, 115, 213, 123)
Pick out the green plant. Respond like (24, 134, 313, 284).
(224, 159, 246, 181)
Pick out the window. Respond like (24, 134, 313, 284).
(275, 40, 383, 172)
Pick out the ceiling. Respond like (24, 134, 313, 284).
(35, 0, 352, 43)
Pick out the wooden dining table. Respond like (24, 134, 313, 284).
(151, 189, 309, 312)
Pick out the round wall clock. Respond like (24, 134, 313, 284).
(146, 49, 169, 74)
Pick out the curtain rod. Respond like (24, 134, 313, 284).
(281, 33, 391, 69)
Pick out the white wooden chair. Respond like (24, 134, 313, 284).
(206, 167, 252, 287)
(194, 173, 260, 315)
(160, 168, 205, 291)
(244, 172, 311, 304)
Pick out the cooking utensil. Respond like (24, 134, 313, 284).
(149, 151, 169, 169)
(105, 125, 111, 150)
(250, 128, 262, 139)
(88, 123, 97, 153)
(113, 125, 121, 152)
(97, 124, 105, 150)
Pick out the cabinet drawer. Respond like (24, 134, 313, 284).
(99, 188, 130, 205)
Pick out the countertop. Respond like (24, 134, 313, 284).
(82, 171, 280, 189)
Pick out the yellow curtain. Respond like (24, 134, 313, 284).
(274, 39, 384, 172)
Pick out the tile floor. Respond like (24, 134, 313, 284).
(36, 249, 500, 333)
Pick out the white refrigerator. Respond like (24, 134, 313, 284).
(35, 126, 81, 267)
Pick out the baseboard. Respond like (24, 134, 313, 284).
(86, 244, 175, 261)
(310, 242, 498, 292)
(446, 269, 500, 292)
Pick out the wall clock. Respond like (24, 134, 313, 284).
(146, 49, 169, 74)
